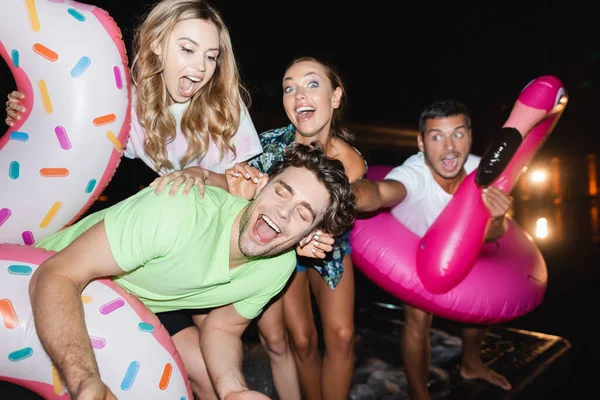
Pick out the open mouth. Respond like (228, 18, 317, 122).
(253, 214, 282, 243)
(441, 155, 458, 171)
(296, 106, 316, 121)
(178, 76, 202, 97)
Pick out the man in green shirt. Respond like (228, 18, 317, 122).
(30, 144, 356, 400)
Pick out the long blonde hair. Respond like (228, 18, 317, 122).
(131, 0, 248, 172)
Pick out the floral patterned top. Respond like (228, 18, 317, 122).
(248, 124, 365, 290)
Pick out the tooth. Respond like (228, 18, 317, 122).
(261, 215, 281, 233)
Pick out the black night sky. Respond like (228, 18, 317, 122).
(126, 1, 600, 155)
(2, 1, 599, 157)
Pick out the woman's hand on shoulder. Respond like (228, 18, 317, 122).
(150, 166, 209, 197)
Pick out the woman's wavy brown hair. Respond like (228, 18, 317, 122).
(130, 0, 249, 172)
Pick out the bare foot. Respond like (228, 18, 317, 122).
(460, 364, 512, 391)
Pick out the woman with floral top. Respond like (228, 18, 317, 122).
(232, 56, 367, 400)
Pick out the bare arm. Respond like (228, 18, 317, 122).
(352, 178, 408, 213)
(341, 145, 367, 184)
(200, 304, 266, 399)
(29, 221, 124, 397)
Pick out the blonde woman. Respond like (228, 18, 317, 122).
(5, 0, 262, 197)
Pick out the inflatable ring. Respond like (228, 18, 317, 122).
(350, 76, 567, 323)
(0, 0, 131, 245)
(0, 243, 193, 399)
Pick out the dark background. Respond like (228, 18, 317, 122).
(1, 1, 600, 398)
(2, 1, 599, 158)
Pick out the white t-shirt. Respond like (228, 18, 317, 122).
(124, 99, 263, 175)
(385, 152, 481, 237)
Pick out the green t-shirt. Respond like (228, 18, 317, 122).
(35, 185, 296, 319)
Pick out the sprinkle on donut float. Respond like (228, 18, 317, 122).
(0, 0, 131, 245)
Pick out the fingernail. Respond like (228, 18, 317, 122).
(317, 230, 322, 235)
(259, 173, 264, 177)
(253, 178, 258, 183)
(311, 248, 316, 253)
(314, 235, 320, 240)
(245, 173, 250, 178)
(234, 172, 239, 177)
(313, 241, 319, 246)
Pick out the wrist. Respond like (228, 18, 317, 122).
(202, 168, 211, 182)
(73, 374, 102, 397)
(215, 370, 247, 399)
(491, 214, 505, 223)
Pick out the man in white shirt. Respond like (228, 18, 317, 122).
(352, 99, 513, 399)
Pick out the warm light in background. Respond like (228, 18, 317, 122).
(535, 218, 549, 239)
(530, 170, 547, 183)
(591, 203, 599, 243)
(587, 154, 597, 196)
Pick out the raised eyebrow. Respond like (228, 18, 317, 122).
(426, 125, 468, 136)
(278, 180, 316, 222)
(303, 71, 321, 79)
(282, 71, 322, 84)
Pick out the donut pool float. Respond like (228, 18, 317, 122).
(0, 243, 193, 399)
(0, 0, 131, 245)
(350, 76, 567, 324)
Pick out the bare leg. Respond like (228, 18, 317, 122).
(402, 304, 433, 400)
(284, 270, 323, 400)
(171, 322, 218, 400)
(308, 254, 355, 400)
(460, 326, 512, 390)
(257, 297, 301, 400)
